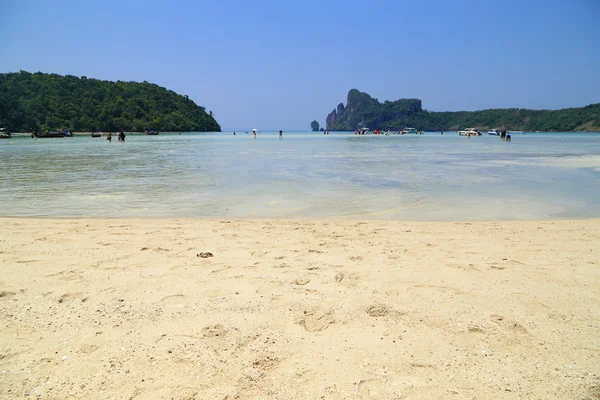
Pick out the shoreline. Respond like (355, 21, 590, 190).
(2, 215, 600, 222)
(3, 214, 600, 224)
(1, 217, 599, 399)
(6, 130, 600, 136)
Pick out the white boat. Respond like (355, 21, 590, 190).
(487, 130, 500, 136)
(0, 128, 10, 139)
(401, 127, 418, 135)
(458, 128, 481, 136)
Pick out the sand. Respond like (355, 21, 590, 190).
(0, 218, 599, 399)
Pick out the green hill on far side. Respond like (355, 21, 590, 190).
(0, 71, 221, 132)
(325, 89, 600, 132)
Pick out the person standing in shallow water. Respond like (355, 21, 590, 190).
(107, 132, 112, 142)
(279, 130, 283, 139)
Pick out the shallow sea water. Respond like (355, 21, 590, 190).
(1, 131, 599, 220)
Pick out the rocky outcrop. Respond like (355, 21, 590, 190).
(324, 89, 600, 131)
(325, 110, 337, 130)
(326, 89, 422, 130)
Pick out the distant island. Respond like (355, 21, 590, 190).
(0, 71, 221, 132)
(325, 89, 600, 132)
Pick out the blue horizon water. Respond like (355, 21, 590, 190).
(1, 132, 600, 221)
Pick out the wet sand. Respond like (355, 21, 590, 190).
(1, 218, 599, 399)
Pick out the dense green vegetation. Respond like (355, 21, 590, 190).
(326, 89, 600, 132)
(0, 71, 221, 132)
(311, 120, 320, 131)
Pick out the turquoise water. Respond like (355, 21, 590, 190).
(1, 131, 600, 220)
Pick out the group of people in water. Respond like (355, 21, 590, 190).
(106, 131, 126, 142)
(233, 129, 286, 139)
(354, 129, 425, 135)
(351, 129, 515, 142)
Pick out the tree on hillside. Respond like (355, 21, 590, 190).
(0, 71, 222, 132)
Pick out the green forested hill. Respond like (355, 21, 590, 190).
(0, 71, 221, 132)
(326, 89, 600, 132)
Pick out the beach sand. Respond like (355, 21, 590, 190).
(0, 218, 599, 399)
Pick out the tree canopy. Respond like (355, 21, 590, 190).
(326, 89, 600, 132)
(0, 71, 221, 132)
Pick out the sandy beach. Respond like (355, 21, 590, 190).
(0, 218, 599, 399)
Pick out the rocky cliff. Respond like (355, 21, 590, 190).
(325, 89, 600, 132)
(326, 89, 422, 130)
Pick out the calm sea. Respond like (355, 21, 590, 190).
(1, 131, 599, 220)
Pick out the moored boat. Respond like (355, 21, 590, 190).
(488, 130, 500, 136)
(32, 130, 73, 138)
(145, 130, 159, 135)
(91, 132, 102, 138)
(401, 127, 418, 135)
(458, 128, 481, 136)
(0, 128, 10, 139)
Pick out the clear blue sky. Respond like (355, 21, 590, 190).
(1, 0, 599, 131)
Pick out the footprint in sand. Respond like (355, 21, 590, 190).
(336, 272, 360, 287)
(490, 314, 528, 334)
(78, 344, 100, 354)
(298, 308, 335, 332)
(491, 314, 504, 322)
(160, 294, 187, 308)
(366, 304, 389, 317)
(46, 270, 84, 282)
(251, 355, 279, 371)
(58, 292, 84, 303)
(294, 277, 310, 286)
(202, 324, 228, 338)
(334, 272, 345, 282)
(508, 323, 528, 334)
(0, 290, 16, 299)
(160, 294, 185, 302)
(292, 369, 317, 384)
(467, 325, 486, 333)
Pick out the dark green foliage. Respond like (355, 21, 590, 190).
(326, 89, 600, 132)
(311, 120, 320, 131)
(0, 71, 221, 132)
